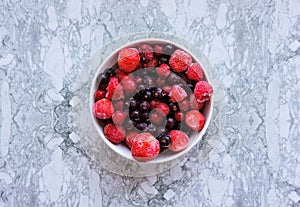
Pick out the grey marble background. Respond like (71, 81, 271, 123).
(0, 0, 300, 206)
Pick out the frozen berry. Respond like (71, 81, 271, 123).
(131, 133, 160, 162)
(157, 133, 171, 149)
(185, 110, 205, 131)
(186, 63, 203, 81)
(174, 111, 184, 121)
(157, 64, 171, 78)
(121, 78, 136, 95)
(156, 103, 170, 115)
(139, 101, 150, 111)
(154, 45, 163, 57)
(136, 122, 148, 131)
(169, 49, 192, 72)
(105, 68, 116, 77)
(93, 98, 114, 119)
(170, 85, 187, 102)
(166, 117, 175, 130)
(152, 88, 163, 99)
(140, 112, 149, 121)
(178, 99, 190, 111)
(194, 81, 213, 103)
(125, 132, 138, 148)
(138, 44, 154, 62)
(150, 99, 159, 109)
(94, 90, 106, 101)
(104, 123, 125, 143)
(168, 130, 189, 152)
(113, 100, 124, 110)
(143, 58, 158, 68)
(118, 48, 140, 73)
(106, 77, 124, 100)
(163, 44, 175, 55)
(112, 110, 126, 125)
(130, 110, 140, 121)
(129, 100, 138, 110)
(149, 108, 165, 125)
(159, 55, 169, 65)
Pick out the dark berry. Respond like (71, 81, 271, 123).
(143, 90, 152, 100)
(154, 45, 163, 57)
(105, 68, 116, 77)
(139, 101, 150, 111)
(157, 133, 171, 149)
(129, 100, 138, 110)
(140, 112, 149, 121)
(136, 122, 148, 131)
(159, 55, 169, 65)
(166, 117, 175, 130)
(152, 88, 163, 99)
(169, 102, 178, 112)
(130, 110, 140, 120)
(163, 44, 175, 55)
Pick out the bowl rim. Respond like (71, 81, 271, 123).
(89, 37, 214, 164)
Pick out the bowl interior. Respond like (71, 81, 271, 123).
(90, 38, 213, 164)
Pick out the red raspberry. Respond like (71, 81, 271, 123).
(149, 108, 165, 125)
(93, 98, 114, 119)
(113, 100, 124, 110)
(186, 63, 203, 81)
(116, 69, 129, 81)
(131, 133, 160, 162)
(168, 130, 189, 152)
(194, 81, 213, 103)
(157, 64, 171, 78)
(94, 90, 105, 101)
(112, 110, 126, 125)
(105, 77, 124, 100)
(121, 78, 136, 95)
(138, 44, 154, 62)
(154, 45, 163, 57)
(118, 48, 140, 73)
(156, 103, 170, 115)
(104, 123, 125, 143)
(169, 49, 192, 72)
(178, 99, 190, 111)
(170, 85, 187, 102)
(143, 58, 158, 68)
(125, 132, 138, 148)
(174, 112, 184, 121)
(185, 110, 205, 131)
(189, 94, 204, 110)
(150, 99, 160, 109)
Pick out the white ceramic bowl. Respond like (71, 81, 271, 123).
(90, 38, 213, 164)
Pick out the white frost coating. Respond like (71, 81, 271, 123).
(42, 148, 64, 202)
(266, 71, 280, 170)
(1, 81, 11, 157)
(67, 0, 82, 21)
(44, 37, 65, 91)
(47, 6, 58, 31)
(216, 3, 227, 30)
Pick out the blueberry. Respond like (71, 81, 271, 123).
(130, 110, 139, 120)
(159, 55, 169, 65)
(143, 90, 152, 100)
(163, 44, 175, 55)
(139, 101, 150, 111)
(166, 117, 175, 130)
(105, 68, 116, 77)
(157, 133, 171, 149)
(152, 88, 163, 99)
(169, 102, 178, 112)
(136, 122, 148, 131)
(140, 112, 149, 121)
(129, 100, 138, 110)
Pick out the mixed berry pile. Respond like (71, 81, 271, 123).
(93, 43, 213, 162)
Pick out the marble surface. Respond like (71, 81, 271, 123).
(0, 0, 300, 206)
